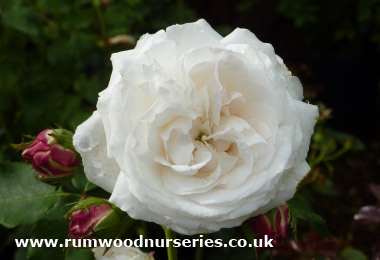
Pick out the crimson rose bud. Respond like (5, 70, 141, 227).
(249, 204, 290, 252)
(22, 129, 79, 182)
(68, 199, 124, 239)
(69, 204, 114, 238)
(250, 214, 276, 240)
(249, 214, 276, 253)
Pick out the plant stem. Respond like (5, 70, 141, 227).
(93, 2, 106, 39)
(162, 226, 178, 260)
(241, 222, 257, 259)
(194, 234, 204, 260)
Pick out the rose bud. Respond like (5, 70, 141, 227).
(21, 129, 79, 183)
(275, 205, 290, 239)
(249, 214, 276, 253)
(249, 205, 290, 252)
(249, 215, 276, 240)
(67, 198, 125, 239)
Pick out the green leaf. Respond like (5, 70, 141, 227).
(65, 248, 94, 260)
(340, 247, 368, 260)
(2, 7, 39, 37)
(28, 219, 69, 260)
(306, 212, 328, 234)
(287, 194, 329, 235)
(71, 165, 97, 193)
(43, 195, 81, 221)
(0, 162, 63, 228)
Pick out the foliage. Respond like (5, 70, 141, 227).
(0, 162, 71, 228)
(0, 0, 197, 162)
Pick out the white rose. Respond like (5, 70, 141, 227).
(74, 19, 318, 235)
(93, 247, 154, 260)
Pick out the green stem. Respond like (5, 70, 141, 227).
(241, 222, 257, 259)
(162, 226, 178, 260)
(82, 181, 90, 194)
(93, 2, 106, 39)
(194, 234, 204, 260)
(323, 146, 349, 162)
(309, 145, 328, 169)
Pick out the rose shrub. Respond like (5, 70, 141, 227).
(73, 19, 318, 234)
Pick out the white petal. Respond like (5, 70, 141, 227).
(167, 130, 194, 165)
(93, 246, 153, 260)
(73, 111, 120, 193)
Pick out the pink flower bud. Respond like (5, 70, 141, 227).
(249, 215, 276, 253)
(249, 205, 290, 253)
(275, 205, 290, 239)
(249, 215, 276, 240)
(69, 204, 114, 239)
(21, 129, 79, 180)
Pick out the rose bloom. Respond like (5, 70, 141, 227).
(74, 19, 318, 235)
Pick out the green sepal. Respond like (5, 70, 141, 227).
(91, 209, 122, 239)
(65, 197, 111, 218)
(50, 127, 79, 157)
(38, 171, 76, 185)
(10, 135, 36, 151)
(10, 140, 34, 151)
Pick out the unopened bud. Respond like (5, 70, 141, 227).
(21, 129, 79, 183)
(67, 198, 124, 239)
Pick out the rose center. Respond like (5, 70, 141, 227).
(195, 131, 208, 145)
